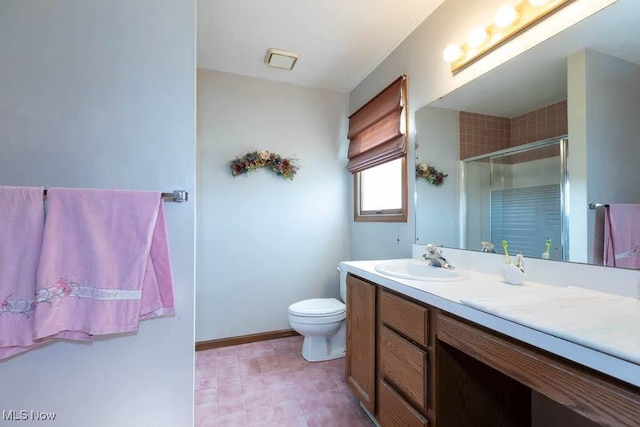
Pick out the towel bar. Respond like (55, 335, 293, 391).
(42, 189, 188, 203)
(162, 190, 188, 203)
(589, 202, 608, 209)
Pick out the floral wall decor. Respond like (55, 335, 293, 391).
(229, 150, 299, 180)
(416, 162, 448, 186)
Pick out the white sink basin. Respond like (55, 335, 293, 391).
(374, 259, 468, 282)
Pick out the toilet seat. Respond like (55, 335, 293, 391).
(288, 298, 345, 317)
(288, 311, 345, 325)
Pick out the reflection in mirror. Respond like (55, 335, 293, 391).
(415, 0, 640, 268)
(462, 137, 568, 261)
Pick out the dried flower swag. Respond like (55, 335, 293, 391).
(229, 151, 299, 180)
(416, 162, 448, 186)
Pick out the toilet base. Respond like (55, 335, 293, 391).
(300, 321, 346, 362)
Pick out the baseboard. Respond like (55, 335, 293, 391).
(195, 329, 300, 352)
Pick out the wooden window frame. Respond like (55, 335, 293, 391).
(354, 155, 408, 222)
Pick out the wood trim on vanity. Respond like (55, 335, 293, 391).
(427, 308, 437, 424)
(195, 329, 299, 351)
(437, 312, 640, 426)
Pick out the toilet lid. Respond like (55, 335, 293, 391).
(288, 298, 345, 317)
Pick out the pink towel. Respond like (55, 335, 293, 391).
(0, 186, 47, 359)
(33, 188, 175, 341)
(604, 204, 640, 269)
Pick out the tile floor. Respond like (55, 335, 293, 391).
(195, 335, 376, 427)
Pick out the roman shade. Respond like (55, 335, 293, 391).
(347, 75, 407, 173)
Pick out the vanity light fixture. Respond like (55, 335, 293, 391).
(466, 26, 488, 49)
(442, 44, 463, 63)
(443, 0, 574, 74)
(494, 5, 519, 28)
(265, 48, 299, 70)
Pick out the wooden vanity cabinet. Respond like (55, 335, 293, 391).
(345, 272, 435, 426)
(436, 312, 640, 427)
(345, 274, 376, 414)
(378, 289, 432, 426)
(345, 273, 640, 427)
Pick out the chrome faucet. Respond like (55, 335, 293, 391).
(423, 244, 454, 269)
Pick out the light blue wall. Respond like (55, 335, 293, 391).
(0, 2, 196, 426)
(196, 69, 351, 341)
(568, 49, 640, 263)
(414, 106, 460, 248)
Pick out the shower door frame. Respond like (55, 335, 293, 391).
(459, 135, 569, 261)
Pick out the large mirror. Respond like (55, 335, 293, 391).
(415, 0, 640, 268)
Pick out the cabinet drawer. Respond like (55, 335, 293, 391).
(380, 325, 428, 413)
(379, 380, 429, 427)
(380, 290, 428, 347)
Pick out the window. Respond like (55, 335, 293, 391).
(354, 157, 407, 222)
(346, 75, 408, 222)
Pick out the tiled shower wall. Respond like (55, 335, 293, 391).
(459, 112, 511, 159)
(459, 100, 568, 160)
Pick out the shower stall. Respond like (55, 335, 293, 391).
(461, 136, 569, 260)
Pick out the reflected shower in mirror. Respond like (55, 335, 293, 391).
(462, 137, 568, 261)
(414, 0, 640, 268)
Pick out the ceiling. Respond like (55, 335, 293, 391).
(431, 0, 640, 118)
(197, 0, 445, 93)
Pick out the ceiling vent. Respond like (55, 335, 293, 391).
(264, 48, 299, 70)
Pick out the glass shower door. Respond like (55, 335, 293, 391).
(463, 138, 568, 260)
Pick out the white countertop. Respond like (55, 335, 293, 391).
(339, 259, 640, 388)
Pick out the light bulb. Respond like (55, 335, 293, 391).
(442, 44, 462, 63)
(467, 27, 488, 49)
(528, 0, 548, 6)
(494, 5, 518, 28)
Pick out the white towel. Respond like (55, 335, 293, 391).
(461, 286, 640, 365)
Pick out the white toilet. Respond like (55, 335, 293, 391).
(288, 268, 347, 362)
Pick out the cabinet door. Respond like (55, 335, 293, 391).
(346, 274, 376, 414)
